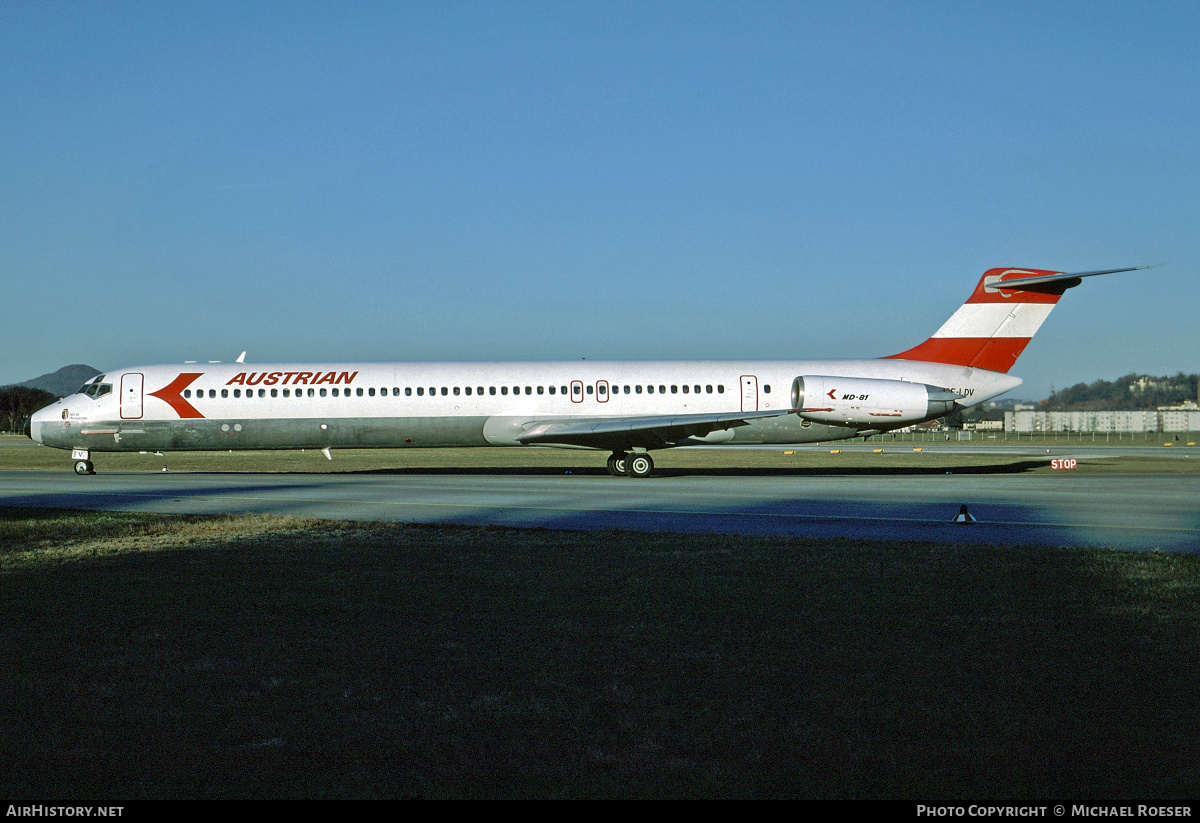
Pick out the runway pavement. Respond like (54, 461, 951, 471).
(2, 468, 1197, 551)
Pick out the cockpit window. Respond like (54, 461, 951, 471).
(81, 383, 112, 399)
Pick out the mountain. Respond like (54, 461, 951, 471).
(9, 364, 102, 398)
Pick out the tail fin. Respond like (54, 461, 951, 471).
(883, 266, 1150, 373)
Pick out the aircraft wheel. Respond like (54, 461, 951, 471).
(626, 453, 654, 478)
(74, 460, 94, 476)
(607, 453, 627, 476)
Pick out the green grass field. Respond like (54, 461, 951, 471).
(1, 506, 1199, 799)
(2, 433, 1198, 475)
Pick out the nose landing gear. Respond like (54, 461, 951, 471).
(71, 449, 95, 475)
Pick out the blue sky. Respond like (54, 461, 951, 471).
(2, 1, 1196, 399)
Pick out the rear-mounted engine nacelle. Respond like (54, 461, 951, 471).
(790, 375, 961, 427)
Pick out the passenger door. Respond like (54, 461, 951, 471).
(121, 373, 144, 419)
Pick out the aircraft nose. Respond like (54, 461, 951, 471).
(26, 404, 55, 445)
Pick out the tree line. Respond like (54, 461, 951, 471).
(1039, 373, 1199, 411)
(0, 386, 57, 433)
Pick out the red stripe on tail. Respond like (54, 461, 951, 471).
(883, 268, 1065, 372)
(884, 337, 1034, 373)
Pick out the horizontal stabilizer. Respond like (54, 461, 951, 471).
(983, 265, 1157, 294)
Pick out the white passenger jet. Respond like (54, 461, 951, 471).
(27, 266, 1147, 477)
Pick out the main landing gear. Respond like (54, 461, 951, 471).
(607, 451, 654, 478)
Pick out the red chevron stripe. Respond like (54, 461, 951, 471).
(148, 373, 205, 419)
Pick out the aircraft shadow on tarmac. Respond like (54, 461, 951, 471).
(346, 460, 1050, 478)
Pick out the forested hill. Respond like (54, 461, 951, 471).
(1039, 373, 1199, 411)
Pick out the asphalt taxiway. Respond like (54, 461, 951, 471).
(1, 468, 1197, 551)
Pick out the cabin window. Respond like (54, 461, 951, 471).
(490, 387, 496, 395)
(718, 385, 724, 393)
(283, 389, 291, 398)
(259, 389, 266, 398)
(233, 389, 241, 398)
(706, 385, 712, 394)
(354, 388, 362, 397)
(368, 388, 375, 397)
(682, 385, 689, 394)
(525, 386, 532, 395)
(764, 385, 771, 394)
(537, 386, 543, 395)
(405, 387, 412, 396)
(477, 386, 483, 395)
(183, 390, 191, 398)
(320, 388, 327, 397)
(221, 389, 228, 398)
(464, 387, 471, 396)
(635, 385, 642, 394)
(586, 385, 593, 394)
(671, 385, 678, 394)
(441, 387, 448, 396)
(597, 385, 605, 396)
(501, 386, 508, 395)
(453, 387, 460, 396)
(271, 389, 278, 398)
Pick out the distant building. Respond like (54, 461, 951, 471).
(963, 420, 1003, 432)
(1003, 409, 1199, 433)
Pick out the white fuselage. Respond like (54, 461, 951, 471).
(29, 357, 1020, 455)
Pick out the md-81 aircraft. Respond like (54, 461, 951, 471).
(27, 266, 1148, 477)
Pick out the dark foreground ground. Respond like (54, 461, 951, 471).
(1, 507, 1198, 799)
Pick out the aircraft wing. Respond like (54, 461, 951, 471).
(513, 409, 794, 450)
